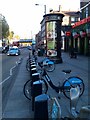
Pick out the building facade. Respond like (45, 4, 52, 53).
(69, 1, 90, 56)
(35, 1, 90, 56)
(36, 9, 80, 50)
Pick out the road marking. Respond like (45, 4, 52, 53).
(0, 57, 22, 85)
(0, 76, 11, 85)
(0, 65, 16, 85)
(10, 65, 16, 76)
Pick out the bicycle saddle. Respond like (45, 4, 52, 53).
(62, 70, 71, 74)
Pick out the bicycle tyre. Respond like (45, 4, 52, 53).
(23, 80, 32, 100)
(23, 79, 48, 100)
(62, 76, 85, 99)
(44, 62, 55, 72)
(40, 78, 48, 94)
(26, 59, 30, 71)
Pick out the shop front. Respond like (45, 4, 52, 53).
(71, 16, 90, 56)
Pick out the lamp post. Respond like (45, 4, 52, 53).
(80, 1, 90, 11)
(35, 4, 46, 15)
(77, 1, 90, 20)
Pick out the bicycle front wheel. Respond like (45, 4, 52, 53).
(23, 80, 32, 100)
(23, 79, 48, 100)
(63, 76, 85, 99)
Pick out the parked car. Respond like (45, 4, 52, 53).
(27, 46, 32, 50)
(0, 46, 9, 53)
(7, 47, 20, 56)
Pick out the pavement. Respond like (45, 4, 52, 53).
(2, 51, 89, 119)
(2, 56, 34, 119)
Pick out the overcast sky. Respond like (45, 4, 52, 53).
(0, 0, 80, 39)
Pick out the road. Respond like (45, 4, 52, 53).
(1, 48, 30, 113)
(2, 54, 20, 80)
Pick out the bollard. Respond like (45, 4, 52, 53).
(30, 64, 37, 70)
(32, 80, 42, 111)
(30, 64, 36, 67)
(30, 68, 37, 79)
(30, 62, 36, 66)
(30, 61, 36, 65)
(30, 72, 40, 86)
(30, 73, 40, 97)
(34, 94, 49, 120)
(31, 68, 37, 74)
(32, 73, 40, 81)
(30, 64, 36, 74)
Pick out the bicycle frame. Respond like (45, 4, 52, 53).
(44, 72, 60, 93)
(41, 68, 84, 99)
(42, 69, 63, 93)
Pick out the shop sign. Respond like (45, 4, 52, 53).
(72, 16, 90, 28)
(45, 14, 64, 22)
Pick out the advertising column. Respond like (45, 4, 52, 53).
(46, 21, 57, 57)
(44, 13, 64, 63)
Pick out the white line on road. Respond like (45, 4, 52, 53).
(0, 76, 11, 85)
(0, 57, 22, 85)
(10, 65, 16, 76)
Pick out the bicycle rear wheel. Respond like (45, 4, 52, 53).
(23, 79, 48, 100)
(44, 61, 55, 72)
(63, 76, 85, 99)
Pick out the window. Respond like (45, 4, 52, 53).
(71, 17, 75, 22)
(86, 7, 88, 18)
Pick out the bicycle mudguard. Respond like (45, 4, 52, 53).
(64, 76, 83, 86)
(47, 61, 54, 65)
(43, 58, 50, 64)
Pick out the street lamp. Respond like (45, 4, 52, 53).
(80, 1, 90, 11)
(35, 4, 46, 15)
(77, 1, 90, 20)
